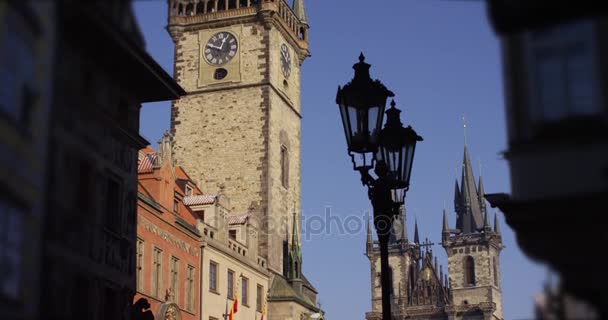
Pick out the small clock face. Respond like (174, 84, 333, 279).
(204, 31, 238, 65)
(280, 43, 291, 78)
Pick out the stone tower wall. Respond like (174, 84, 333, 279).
(171, 21, 305, 274)
(447, 244, 503, 319)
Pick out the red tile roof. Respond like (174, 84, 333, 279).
(183, 194, 217, 206)
(227, 214, 249, 225)
(138, 152, 157, 173)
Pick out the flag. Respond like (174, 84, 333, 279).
(259, 301, 267, 320)
(229, 277, 240, 320)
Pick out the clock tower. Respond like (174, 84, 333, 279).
(167, 0, 320, 318)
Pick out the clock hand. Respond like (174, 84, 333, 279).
(220, 36, 229, 50)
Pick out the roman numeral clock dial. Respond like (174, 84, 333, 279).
(204, 31, 238, 65)
(280, 43, 291, 79)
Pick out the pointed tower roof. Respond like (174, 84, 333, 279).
(494, 212, 501, 235)
(477, 175, 485, 199)
(454, 179, 461, 204)
(442, 209, 449, 233)
(457, 146, 484, 233)
(414, 219, 420, 243)
(292, 0, 307, 24)
(291, 210, 300, 259)
(483, 211, 490, 229)
(366, 215, 373, 246)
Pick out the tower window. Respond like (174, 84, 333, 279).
(229, 229, 237, 240)
(464, 256, 475, 286)
(280, 145, 289, 188)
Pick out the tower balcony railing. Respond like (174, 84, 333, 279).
(168, 0, 307, 42)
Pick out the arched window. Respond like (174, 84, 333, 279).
(229, 0, 237, 9)
(464, 256, 475, 286)
(206, 0, 214, 13)
(196, 1, 204, 14)
(178, 3, 184, 15)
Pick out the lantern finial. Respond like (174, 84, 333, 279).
(385, 100, 403, 129)
(353, 53, 371, 80)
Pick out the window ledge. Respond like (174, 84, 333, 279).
(209, 289, 220, 296)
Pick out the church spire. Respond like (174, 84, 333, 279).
(291, 209, 300, 260)
(483, 211, 491, 232)
(366, 214, 373, 256)
(292, 0, 307, 24)
(414, 218, 420, 244)
(478, 172, 487, 216)
(494, 212, 501, 235)
(456, 146, 484, 233)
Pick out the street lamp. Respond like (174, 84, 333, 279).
(336, 54, 422, 320)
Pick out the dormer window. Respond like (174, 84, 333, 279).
(229, 229, 237, 240)
(185, 185, 193, 196)
(173, 199, 179, 213)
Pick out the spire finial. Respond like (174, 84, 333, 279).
(359, 52, 365, 63)
(414, 217, 420, 244)
(462, 115, 467, 146)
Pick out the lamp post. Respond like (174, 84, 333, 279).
(336, 54, 422, 320)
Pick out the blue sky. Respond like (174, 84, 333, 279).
(134, 1, 546, 319)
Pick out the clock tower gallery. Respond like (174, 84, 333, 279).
(167, 0, 319, 318)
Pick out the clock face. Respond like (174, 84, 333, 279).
(280, 43, 291, 79)
(204, 31, 238, 66)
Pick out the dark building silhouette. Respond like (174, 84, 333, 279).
(485, 0, 608, 317)
(0, 1, 184, 319)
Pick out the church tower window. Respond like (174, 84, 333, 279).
(464, 256, 475, 286)
(281, 145, 289, 188)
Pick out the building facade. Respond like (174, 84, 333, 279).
(136, 133, 275, 320)
(136, 137, 202, 320)
(0, 2, 55, 319)
(484, 1, 608, 317)
(366, 147, 503, 320)
(38, 2, 184, 320)
(166, 0, 322, 319)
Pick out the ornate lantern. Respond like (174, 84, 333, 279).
(336, 53, 394, 170)
(378, 100, 423, 204)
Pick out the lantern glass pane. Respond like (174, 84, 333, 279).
(348, 105, 359, 146)
(404, 144, 415, 186)
(368, 105, 380, 146)
(339, 103, 352, 147)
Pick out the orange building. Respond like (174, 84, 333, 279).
(135, 134, 203, 320)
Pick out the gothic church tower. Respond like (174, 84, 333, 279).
(442, 146, 504, 319)
(167, 0, 319, 318)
